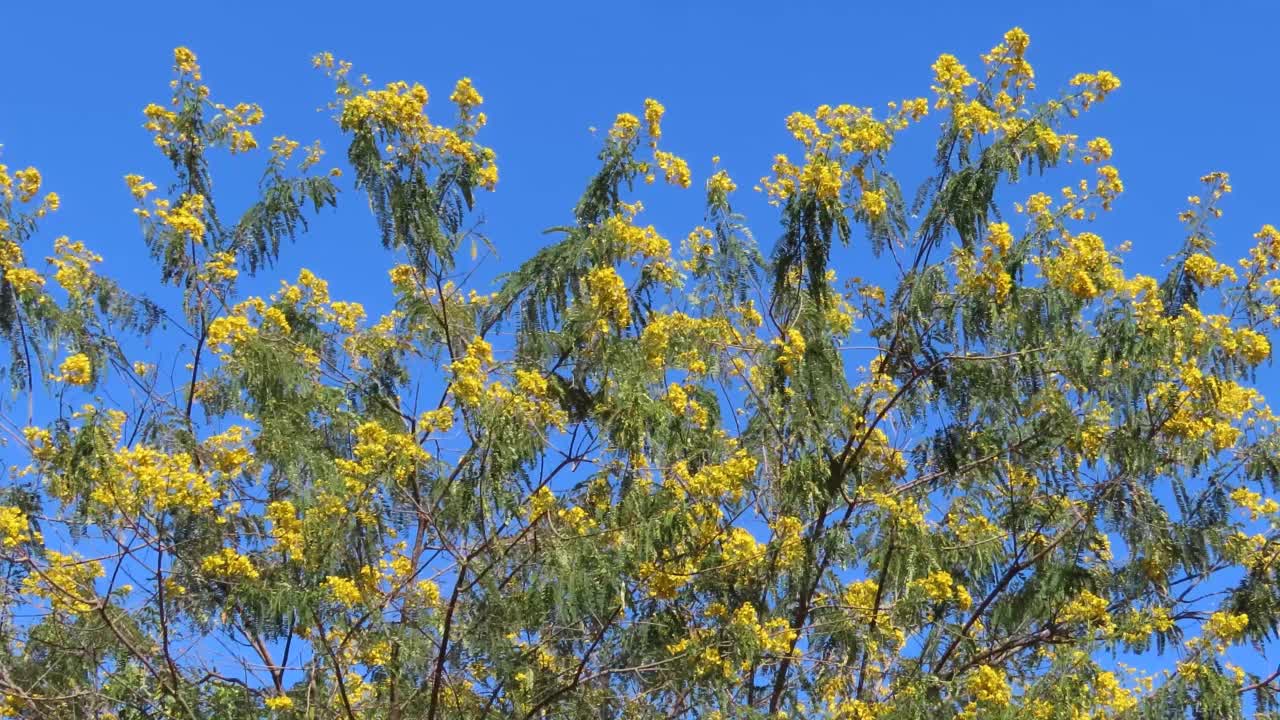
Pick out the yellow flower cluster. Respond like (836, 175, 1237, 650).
(49, 236, 102, 298)
(200, 547, 260, 582)
(207, 314, 257, 354)
(1069, 70, 1122, 109)
(706, 169, 736, 196)
(730, 602, 798, 656)
(449, 77, 483, 112)
(759, 102, 915, 206)
(653, 149, 691, 188)
(212, 101, 265, 154)
(871, 492, 926, 529)
(333, 70, 498, 188)
(330, 300, 366, 332)
(643, 98, 664, 141)
(554, 505, 595, 535)
(155, 193, 207, 238)
(1231, 486, 1280, 521)
(583, 265, 631, 332)
(602, 210, 675, 281)
(488, 368, 569, 431)
(418, 407, 455, 433)
(173, 46, 200, 76)
(13, 166, 42, 202)
(142, 103, 180, 149)
(931, 54, 977, 106)
(966, 665, 1011, 706)
(1044, 231, 1123, 300)
(21, 550, 104, 613)
(52, 353, 93, 386)
(325, 574, 365, 606)
(266, 500, 305, 559)
(527, 486, 557, 520)
(1156, 362, 1261, 450)
(951, 100, 1000, 139)
(1059, 589, 1113, 632)
(449, 336, 493, 406)
(0, 505, 32, 548)
(638, 557, 693, 599)
(982, 27, 1035, 92)
(769, 515, 804, 566)
(956, 222, 1015, 303)
(670, 449, 758, 502)
(911, 570, 973, 610)
(860, 189, 887, 219)
(1093, 671, 1138, 714)
(1084, 137, 1113, 164)
(119, 174, 155, 205)
(720, 527, 764, 570)
(1203, 611, 1249, 642)
(1183, 252, 1238, 287)
(335, 420, 430, 488)
(204, 425, 253, 475)
(201, 251, 239, 284)
(775, 327, 806, 377)
(640, 311, 734, 371)
(90, 446, 219, 516)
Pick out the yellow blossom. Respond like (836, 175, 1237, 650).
(52, 353, 93, 386)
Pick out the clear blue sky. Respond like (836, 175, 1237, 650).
(4, 0, 1279, 310)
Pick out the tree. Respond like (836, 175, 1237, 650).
(2, 28, 1280, 720)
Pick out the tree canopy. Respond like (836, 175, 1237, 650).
(3, 28, 1280, 720)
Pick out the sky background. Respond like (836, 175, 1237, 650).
(3, 0, 1279, 689)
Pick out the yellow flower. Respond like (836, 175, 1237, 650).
(266, 501, 305, 560)
(1060, 589, 1113, 631)
(583, 265, 630, 330)
(264, 695, 294, 711)
(157, 193, 207, 238)
(13, 167, 41, 202)
(20, 550, 104, 613)
(931, 54, 976, 106)
(707, 169, 736, 195)
(721, 527, 764, 570)
(643, 98, 665, 140)
(1085, 137, 1113, 164)
(769, 516, 804, 566)
(654, 149, 691, 188)
(1204, 611, 1249, 641)
(173, 46, 199, 75)
(0, 506, 33, 548)
(860, 189, 887, 219)
(200, 548, 260, 582)
(449, 77, 484, 110)
(5, 267, 45, 295)
(527, 486, 556, 519)
(52, 353, 93, 386)
(609, 113, 641, 143)
(1069, 70, 1122, 108)
(967, 665, 1011, 706)
(1183, 253, 1238, 287)
(325, 575, 364, 607)
(449, 336, 493, 406)
(775, 328, 806, 376)
(912, 570, 971, 609)
(475, 162, 499, 190)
